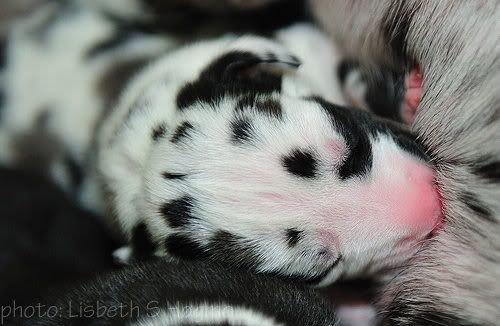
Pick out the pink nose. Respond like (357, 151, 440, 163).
(376, 163, 443, 234)
(395, 165, 443, 233)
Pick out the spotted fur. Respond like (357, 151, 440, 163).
(311, 0, 500, 324)
(1, 2, 440, 291)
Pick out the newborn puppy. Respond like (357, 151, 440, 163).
(0, 3, 441, 288)
(311, 0, 500, 324)
(16, 259, 338, 325)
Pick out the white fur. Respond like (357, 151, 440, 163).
(132, 304, 283, 326)
(1, 2, 175, 197)
(1, 3, 439, 288)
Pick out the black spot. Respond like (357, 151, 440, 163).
(282, 149, 318, 178)
(267, 255, 342, 285)
(176, 51, 283, 110)
(151, 123, 167, 141)
(461, 192, 495, 223)
(337, 132, 372, 180)
(255, 98, 282, 119)
(285, 228, 302, 247)
(164, 234, 206, 259)
(131, 223, 156, 259)
(176, 81, 221, 110)
(474, 160, 500, 183)
(307, 97, 377, 179)
(208, 230, 260, 269)
(235, 94, 256, 112)
(231, 118, 253, 143)
(171, 122, 194, 143)
(160, 196, 196, 229)
(162, 172, 187, 180)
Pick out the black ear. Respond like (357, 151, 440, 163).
(220, 51, 301, 79)
(176, 50, 301, 110)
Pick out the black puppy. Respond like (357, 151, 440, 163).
(15, 259, 339, 326)
(0, 168, 117, 308)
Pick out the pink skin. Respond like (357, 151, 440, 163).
(325, 138, 347, 161)
(402, 66, 423, 125)
(343, 152, 443, 246)
(227, 133, 443, 239)
(400, 67, 444, 234)
(372, 158, 442, 233)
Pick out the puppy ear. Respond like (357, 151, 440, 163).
(220, 51, 301, 80)
(177, 50, 301, 109)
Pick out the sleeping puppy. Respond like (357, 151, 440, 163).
(0, 2, 441, 290)
(14, 259, 339, 325)
(310, 0, 500, 325)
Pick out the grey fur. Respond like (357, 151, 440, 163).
(310, 0, 500, 324)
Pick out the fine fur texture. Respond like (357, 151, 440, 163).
(0, 2, 442, 290)
(16, 259, 339, 325)
(310, 0, 500, 325)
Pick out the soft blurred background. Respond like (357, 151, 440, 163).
(1, 0, 47, 34)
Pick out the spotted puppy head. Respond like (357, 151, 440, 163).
(135, 51, 442, 286)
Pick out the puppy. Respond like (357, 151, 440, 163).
(1, 2, 441, 289)
(15, 259, 339, 325)
(310, 0, 500, 324)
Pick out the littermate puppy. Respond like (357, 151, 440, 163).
(0, 167, 117, 308)
(0, 2, 442, 289)
(311, 0, 500, 324)
(15, 259, 339, 326)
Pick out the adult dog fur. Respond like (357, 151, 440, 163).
(310, 1, 500, 325)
